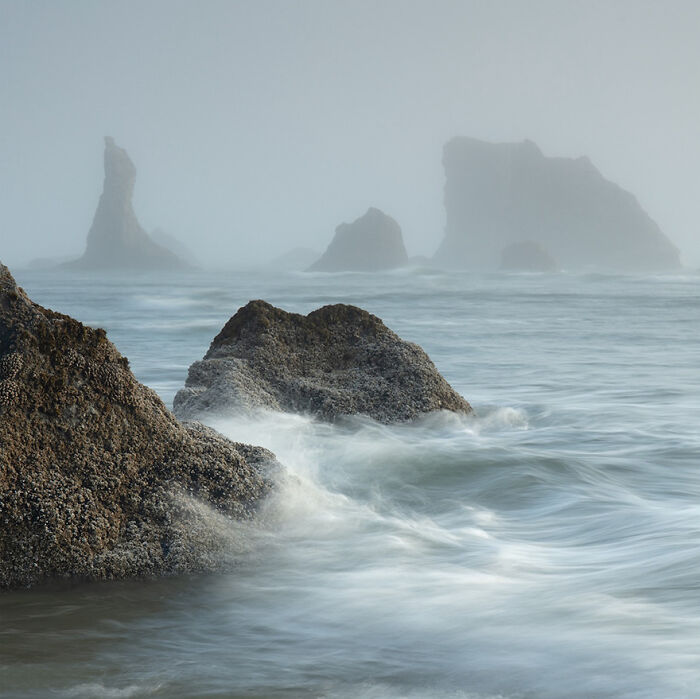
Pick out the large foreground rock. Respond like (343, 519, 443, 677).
(68, 137, 187, 270)
(0, 263, 273, 590)
(174, 300, 472, 423)
(308, 207, 409, 271)
(435, 137, 681, 272)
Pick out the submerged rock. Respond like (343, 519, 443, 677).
(174, 300, 471, 423)
(308, 207, 409, 272)
(500, 241, 558, 272)
(0, 262, 274, 590)
(67, 138, 187, 270)
(435, 137, 681, 272)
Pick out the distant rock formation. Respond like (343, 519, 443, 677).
(174, 300, 472, 423)
(435, 137, 681, 272)
(151, 228, 199, 266)
(269, 247, 319, 271)
(500, 241, 558, 272)
(0, 262, 274, 590)
(308, 208, 409, 272)
(68, 138, 187, 270)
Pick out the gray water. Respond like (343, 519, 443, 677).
(2, 268, 700, 698)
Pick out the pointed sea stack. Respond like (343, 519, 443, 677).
(68, 138, 186, 270)
(308, 207, 409, 272)
(0, 262, 274, 589)
(435, 137, 681, 272)
(174, 300, 472, 423)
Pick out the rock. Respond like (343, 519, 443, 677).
(435, 137, 681, 272)
(174, 300, 472, 423)
(500, 241, 558, 272)
(308, 207, 409, 271)
(151, 228, 199, 266)
(67, 138, 187, 270)
(0, 262, 274, 590)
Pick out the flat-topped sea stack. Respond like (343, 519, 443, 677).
(435, 137, 681, 272)
(0, 262, 274, 590)
(174, 300, 472, 423)
(501, 241, 558, 272)
(308, 207, 409, 272)
(68, 138, 187, 270)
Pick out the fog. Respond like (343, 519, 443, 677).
(2, 0, 700, 268)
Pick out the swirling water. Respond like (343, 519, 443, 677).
(2, 267, 700, 698)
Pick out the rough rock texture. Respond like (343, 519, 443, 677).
(174, 300, 472, 423)
(68, 138, 187, 270)
(308, 207, 409, 271)
(435, 137, 681, 272)
(500, 241, 558, 272)
(0, 263, 274, 590)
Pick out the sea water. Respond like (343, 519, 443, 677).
(2, 267, 700, 698)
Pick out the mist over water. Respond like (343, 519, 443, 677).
(2, 268, 700, 698)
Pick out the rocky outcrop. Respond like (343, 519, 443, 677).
(308, 208, 409, 271)
(151, 228, 199, 266)
(435, 137, 681, 272)
(174, 300, 472, 423)
(68, 138, 187, 270)
(0, 262, 274, 590)
(500, 241, 558, 272)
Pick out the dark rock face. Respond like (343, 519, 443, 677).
(68, 138, 186, 270)
(435, 137, 681, 272)
(0, 263, 273, 590)
(174, 300, 472, 423)
(500, 241, 558, 272)
(308, 208, 409, 271)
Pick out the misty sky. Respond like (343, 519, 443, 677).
(2, 0, 699, 268)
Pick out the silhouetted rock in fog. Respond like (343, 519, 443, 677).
(67, 138, 187, 270)
(435, 137, 681, 272)
(308, 207, 409, 271)
(500, 241, 558, 272)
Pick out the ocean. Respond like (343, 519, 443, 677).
(2, 267, 700, 698)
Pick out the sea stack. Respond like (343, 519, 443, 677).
(308, 207, 409, 272)
(500, 241, 558, 272)
(174, 300, 472, 423)
(434, 137, 681, 272)
(68, 137, 186, 270)
(0, 262, 274, 589)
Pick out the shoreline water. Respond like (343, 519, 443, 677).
(3, 268, 700, 698)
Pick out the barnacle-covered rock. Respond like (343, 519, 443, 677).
(0, 262, 276, 590)
(174, 300, 472, 423)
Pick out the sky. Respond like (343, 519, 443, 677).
(1, 0, 699, 268)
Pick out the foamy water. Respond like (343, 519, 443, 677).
(2, 268, 700, 698)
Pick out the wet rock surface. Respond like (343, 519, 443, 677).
(68, 137, 186, 270)
(0, 263, 274, 590)
(174, 300, 472, 423)
(308, 207, 409, 271)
